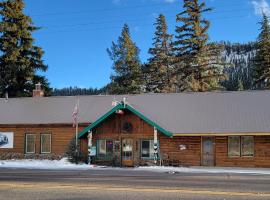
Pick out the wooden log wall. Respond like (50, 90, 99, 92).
(215, 136, 270, 167)
(80, 110, 156, 166)
(159, 135, 201, 166)
(0, 124, 86, 155)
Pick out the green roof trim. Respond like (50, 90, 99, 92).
(78, 103, 172, 139)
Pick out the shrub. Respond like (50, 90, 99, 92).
(66, 137, 85, 163)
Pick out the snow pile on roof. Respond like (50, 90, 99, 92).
(136, 166, 270, 175)
(0, 158, 91, 170)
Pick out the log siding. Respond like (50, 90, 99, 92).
(1, 113, 270, 167)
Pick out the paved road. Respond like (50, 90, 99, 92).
(0, 168, 270, 200)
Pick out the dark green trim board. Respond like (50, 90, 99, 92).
(78, 103, 172, 139)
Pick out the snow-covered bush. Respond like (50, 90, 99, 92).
(66, 137, 85, 163)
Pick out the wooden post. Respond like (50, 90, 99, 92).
(154, 127, 158, 165)
(87, 131, 93, 164)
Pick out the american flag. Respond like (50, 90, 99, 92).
(72, 98, 79, 127)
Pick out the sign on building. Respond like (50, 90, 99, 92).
(0, 132, 14, 148)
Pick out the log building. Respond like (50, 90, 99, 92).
(1, 88, 270, 167)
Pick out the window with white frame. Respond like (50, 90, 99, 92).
(41, 134, 51, 154)
(25, 134, 36, 154)
(97, 139, 113, 159)
(141, 140, 155, 159)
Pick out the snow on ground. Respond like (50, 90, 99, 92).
(1, 159, 270, 175)
(0, 158, 92, 170)
(136, 166, 270, 175)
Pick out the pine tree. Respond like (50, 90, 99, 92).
(107, 24, 143, 94)
(0, 0, 50, 97)
(252, 13, 270, 89)
(145, 14, 175, 93)
(174, 0, 223, 92)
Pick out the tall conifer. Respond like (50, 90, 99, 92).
(107, 24, 143, 94)
(146, 14, 175, 93)
(0, 0, 50, 97)
(174, 0, 223, 92)
(252, 13, 270, 89)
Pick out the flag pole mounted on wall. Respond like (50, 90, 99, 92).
(72, 97, 79, 164)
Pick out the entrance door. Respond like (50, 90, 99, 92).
(202, 137, 215, 166)
(122, 138, 133, 167)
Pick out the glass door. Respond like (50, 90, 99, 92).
(122, 138, 133, 167)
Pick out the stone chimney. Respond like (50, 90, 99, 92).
(33, 83, 44, 97)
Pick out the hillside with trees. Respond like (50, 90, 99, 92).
(0, 0, 269, 97)
(221, 42, 256, 91)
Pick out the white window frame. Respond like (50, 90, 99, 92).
(40, 133, 52, 154)
(97, 139, 114, 159)
(141, 140, 155, 160)
(25, 134, 36, 154)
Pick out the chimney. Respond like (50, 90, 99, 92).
(33, 83, 44, 97)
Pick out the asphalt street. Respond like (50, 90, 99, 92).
(0, 168, 270, 200)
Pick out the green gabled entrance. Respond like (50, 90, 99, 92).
(78, 103, 172, 139)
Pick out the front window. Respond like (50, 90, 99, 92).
(228, 136, 254, 157)
(141, 140, 155, 159)
(228, 136, 240, 157)
(25, 134, 36, 154)
(41, 134, 51, 154)
(241, 136, 254, 157)
(97, 139, 113, 160)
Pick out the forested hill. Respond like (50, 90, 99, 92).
(52, 42, 257, 96)
(52, 86, 109, 96)
(220, 42, 256, 91)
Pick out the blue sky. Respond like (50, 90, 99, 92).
(23, 0, 270, 89)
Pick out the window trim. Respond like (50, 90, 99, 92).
(40, 133, 52, 154)
(228, 136, 254, 158)
(140, 139, 158, 160)
(228, 136, 241, 158)
(25, 134, 36, 154)
(241, 136, 254, 157)
(96, 139, 114, 160)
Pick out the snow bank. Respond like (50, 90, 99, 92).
(0, 158, 91, 170)
(1, 159, 270, 175)
(136, 166, 270, 175)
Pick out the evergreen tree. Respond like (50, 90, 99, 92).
(0, 0, 50, 97)
(52, 86, 104, 96)
(252, 13, 270, 89)
(107, 24, 143, 94)
(145, 14, 175, 93)
(174, 0, 223, 92)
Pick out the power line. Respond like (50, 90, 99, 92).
(36, 15, 254, 36)
(37, 10, 256, 32)
(27, 1, 256, 19)
(30, 2, 172, 17)
(37, 7, 257, 31)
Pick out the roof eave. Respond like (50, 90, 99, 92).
(78, 104, 172, 139)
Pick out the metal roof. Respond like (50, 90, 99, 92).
(1, 91, 270, 134)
